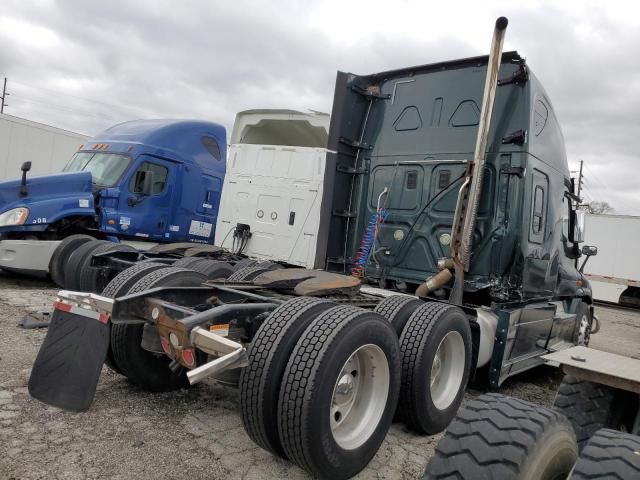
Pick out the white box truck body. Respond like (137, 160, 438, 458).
(583, 213, 640, 305)
(0, 113, 88, 180)
(216, 110, 330, 269)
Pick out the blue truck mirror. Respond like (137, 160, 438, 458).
(19, 161, 32, 196)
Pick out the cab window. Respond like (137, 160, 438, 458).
(129, 162, 168, 194)
(202, 136, 222, 161)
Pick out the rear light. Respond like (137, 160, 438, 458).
(182, 348, 195, 367)
(160, 336, 172, 355)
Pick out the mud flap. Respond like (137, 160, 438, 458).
(28, 309, 110, 412)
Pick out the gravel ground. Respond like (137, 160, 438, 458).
(0, 272, 638, 479)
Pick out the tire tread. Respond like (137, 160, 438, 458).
(553, 375, 616, 449)
(398, 301, 457, 430)
(424, 393, 576, 479)
(570, 428, 640, 479)
(239, 297, 333, 456)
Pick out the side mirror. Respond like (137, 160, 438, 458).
(19, 161, 32, 197)
(141, 170, 154, 196)
(569, 209, 585, 243)
(581, 245, 597, 257)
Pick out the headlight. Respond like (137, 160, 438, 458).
(0, 207, 29, 226)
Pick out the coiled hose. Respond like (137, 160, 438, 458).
(352, 208, 388, 278)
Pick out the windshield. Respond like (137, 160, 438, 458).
(64, 152, 131, 187)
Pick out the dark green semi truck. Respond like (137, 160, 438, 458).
(28, 18, 597, 479)
(322, 42, 595, 389)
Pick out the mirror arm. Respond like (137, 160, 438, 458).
(579, 256, 590, 273)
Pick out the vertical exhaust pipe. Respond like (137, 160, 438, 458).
(458, 16, 508, 269)
(416, 17, 508, 302)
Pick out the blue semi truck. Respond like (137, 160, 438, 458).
(0, 119, 226, 276)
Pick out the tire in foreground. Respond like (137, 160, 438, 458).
(424, 393, 578, 480)
(239, 296, 335, 457)
(570, 428, 640, 479)
(278, 305, 401, 479)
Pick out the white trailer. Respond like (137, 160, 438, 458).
(216, 109, 330, 269)
(0, 113, 88, 180)
(583, 213, 640, 305)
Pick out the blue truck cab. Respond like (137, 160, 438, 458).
(0, 119, 226, 273)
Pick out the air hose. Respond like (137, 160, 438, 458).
(352, 189, 388, 278)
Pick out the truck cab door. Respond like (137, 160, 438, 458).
(117, 156, 175, 240)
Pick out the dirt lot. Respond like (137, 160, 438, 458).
(0, 272, 638, 480)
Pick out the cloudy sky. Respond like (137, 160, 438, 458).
(1, 0, 639, 214)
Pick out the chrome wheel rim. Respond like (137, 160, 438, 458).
(430, 331, 465, 410)
(577, 314, 590, 345)
(330, 344, 390, 450)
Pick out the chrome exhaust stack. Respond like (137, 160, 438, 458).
(417, 17, 509, 302)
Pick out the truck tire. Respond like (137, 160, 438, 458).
(64, 240, 110, 290)
(553, 375, 637, 450)
(232, 258, 257, 271)
(570, 428, 640, 479)
(78, 242, 136, 293)
(424, 393, 578, 480)
(574, 301, 591, 346)
(173, 256, 203, 268)
(398, 301, 472, 434)
(278, 305, 401, 479)
(239, 297, 335, 457)
(101, 262, 166, 374)
(374, 295, 423, 335)
(188, 259, 234, 279)
(227, 263, 276, 281)
(102, 262, 167, 298)
(48, 234, 94, 287)
(110, 267, 207, 391)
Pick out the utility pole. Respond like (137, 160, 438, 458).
(0, 77, 8, 114)
(576, 159, 584, 198)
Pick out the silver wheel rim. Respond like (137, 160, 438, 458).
(577, 314, 590, 345)
(330, 344, 390, 450)
(430, 331, 465, 410)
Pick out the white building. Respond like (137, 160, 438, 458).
(0, 113, 88, 180)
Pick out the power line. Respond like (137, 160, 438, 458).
(582, 164, 640, 214)
(10, 94, 121, 123)
(10, 80, 146, 116)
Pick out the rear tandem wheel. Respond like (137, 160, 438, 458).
(397, 301, 472, 434)
(239, 296, 335, 457)
(277, 305, 401, 480)
(101, 262, 167, 374)
(110, 267, 207, 391)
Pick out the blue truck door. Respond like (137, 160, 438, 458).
(118, 156, 175, 240)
